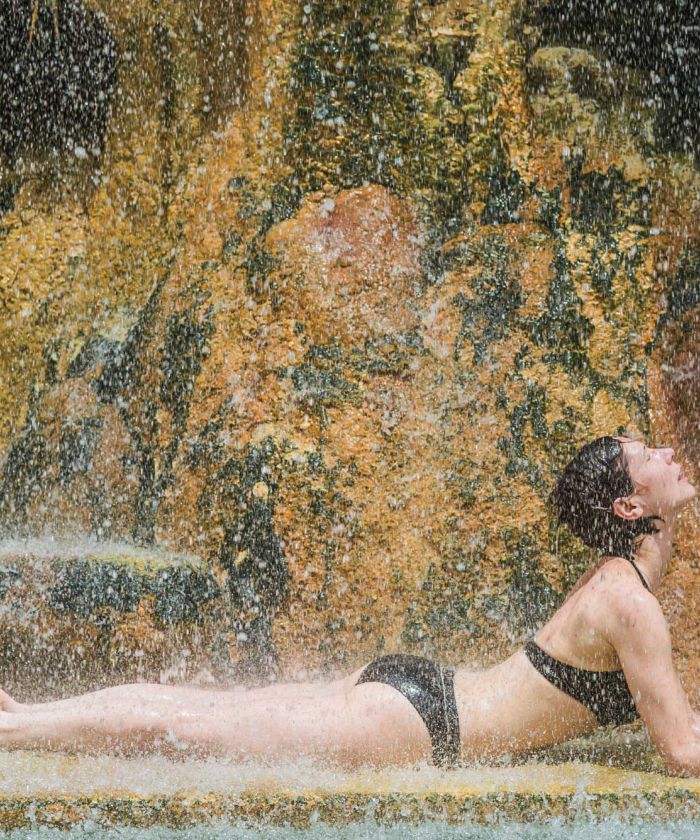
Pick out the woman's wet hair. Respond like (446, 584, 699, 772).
(550, 436, 662, 560)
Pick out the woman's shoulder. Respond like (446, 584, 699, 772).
(565, 556, 652, 602)
(559, 557, 665, 667)
(595, 555, 653, 588)
(585, 556, 660, 623)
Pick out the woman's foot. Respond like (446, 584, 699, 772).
(0, 688, 23, 712)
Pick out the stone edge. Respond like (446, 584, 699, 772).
(0, 790, 698, 830)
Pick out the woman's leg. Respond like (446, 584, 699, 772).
(0, 687, 314, 758)
(19, 673, 346, 716)
(0, 679, 344, 756)
(19, 683, 243, 715)
(0, 674, 433, 765)
(0, 701, 173, 756)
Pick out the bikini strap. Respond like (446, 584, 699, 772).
(627, 558, 651, 592)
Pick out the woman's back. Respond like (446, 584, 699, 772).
(452, 557, 651, 761)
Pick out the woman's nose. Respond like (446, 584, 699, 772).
(664, 447, 675, 463)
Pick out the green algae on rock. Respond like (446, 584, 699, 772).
(0, 541, 224, 699)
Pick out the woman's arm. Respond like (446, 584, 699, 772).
(607, 588, 700, 775)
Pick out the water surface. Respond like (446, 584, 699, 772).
(2, 819, 700, 840)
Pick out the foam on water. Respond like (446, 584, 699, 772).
(0, 749, 686, 798)
(0, 536, 201, 568)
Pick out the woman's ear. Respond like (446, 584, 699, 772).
(612, 495, 644, 521)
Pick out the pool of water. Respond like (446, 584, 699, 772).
(1, 820, 699, 839)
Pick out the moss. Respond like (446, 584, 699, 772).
(242, 243, 283, 304)
(42, 550, 218, 625)
(400, 525, 489, 653)
(95, 270, 215, 544)
(65, 335, 121, 379)
(49, 560, 145, 617)
(0, 564, 21, 597)
(159, 291, 215, 422)
(402, 571, 485, 650)
(589, 238, 616, 301)
(0, 252, 221, 545)
(458, 478, 480, 510)
(301, 449, 355, 538)
(529, 242, 593, 374)
(220, 230, 242, 262)
(235, 189, 260, 221)
(185, 399, 234, 469)
(441, 237, 478, 271)
(347, 330, 429, 377)
(501, 529, 558, 635)
(237, 177, 303, 241)
(524, 0, 700, 155)
(280, 332, 427, 424)
(227, 175, 248, 192)
(308, 485, 353, 526)
(569, 157, 628, 232)
(290, 359, 360, 412)
(260, 178, 305, 234)
(452, 236, 523, 365)
(0, 0, 117, 162)
(496, 383, 549, 491)
(535, 186, 562, 233)
(0, 421, 48, 532)
(134, 277, 217, 544)
(57, 417, 103, 484)
(0, 180, 18, 216)
(283, 0, 471, 236)
(95, 272, 167, 404)
(216, 439, 290, 678)
(482, 145, 527, 225)
(151, 566, 220, 625)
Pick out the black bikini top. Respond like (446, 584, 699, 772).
(524, 559, 651, 728)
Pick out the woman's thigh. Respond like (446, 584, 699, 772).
(170, 677, 432, 766)
(337, 680, 433, 766)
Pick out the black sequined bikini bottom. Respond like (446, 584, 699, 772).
(356, 653, 461, 767)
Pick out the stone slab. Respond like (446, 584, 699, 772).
(0, 750, 698, 829)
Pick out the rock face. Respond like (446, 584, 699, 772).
(0, 0, 699, 696)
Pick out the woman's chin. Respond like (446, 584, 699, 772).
(680, 480, 697, 505)
(667, 481, 697, 514)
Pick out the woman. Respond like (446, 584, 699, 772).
(0, 435, 697, 774)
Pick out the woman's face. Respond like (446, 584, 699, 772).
(619, 438, 696, 517)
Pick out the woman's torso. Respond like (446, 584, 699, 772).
(452, 557, 646, 760)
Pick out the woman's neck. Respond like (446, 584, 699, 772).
(632, 514, 677, 592)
